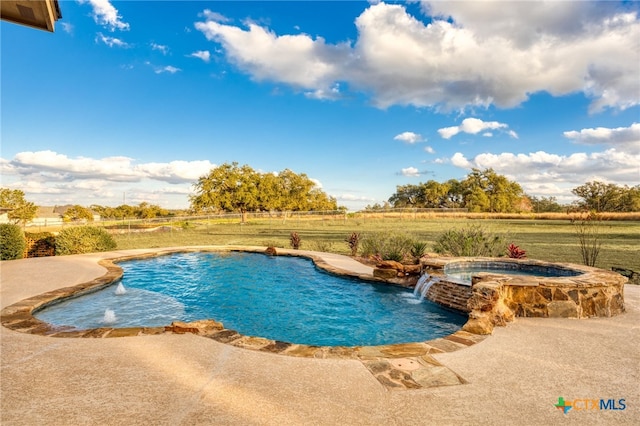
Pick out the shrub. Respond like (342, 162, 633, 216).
(289, 231, 301, 250)
(345, 232, 360, 256)
(433, 225, 505, 257)
(309, 240, 332, 252)
(0, 223, 26, 260)
(55, 226, 117, 255)
(360, 232, 414, 261)
(507, 243, 526, 259)
(572, 212, 603, 267)
(410, 241, 429, 263)
(263, 240, 282, 248)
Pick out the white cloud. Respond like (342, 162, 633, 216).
(155, 65, 181, 74)
(401, 167, 421, 177)
(96, 33, 130, 48)
(188, 50, 211, 62)
(194, 16, 352, 92)
(0, 151, 221, 208)
(424, 146, 435, 154)
(200, 9, 231, 23)
(195, 2, 639, 112)
(137, 160, 216, 184)
(151, 43, 169, 55)
(304, 84, 341, 101)
(564, 122, 640, 155)
(438, 118, 517, 139)
(4, 151, 215, 185)
(79, 0, 129, 31)
(450, 147, 640, 200)
(393, 131, 423, 144)
(335, 193, 377, 204)
(61, 22, 73, 34)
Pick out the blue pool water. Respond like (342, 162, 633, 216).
(35, 252, 466, 346)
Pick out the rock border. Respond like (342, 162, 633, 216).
(421, 257, 627, 335)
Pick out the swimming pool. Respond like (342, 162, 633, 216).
(35, 252, 466, 346)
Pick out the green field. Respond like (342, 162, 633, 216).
(111, 217, 640, 272)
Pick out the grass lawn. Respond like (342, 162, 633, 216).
(111, 217, 640, 272)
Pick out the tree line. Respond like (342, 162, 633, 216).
(371, 168, 640, 213)
(1, 165, 638, 226)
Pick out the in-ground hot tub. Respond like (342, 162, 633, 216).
(419, 257, 627, 334)
(443, 260, 584, 283)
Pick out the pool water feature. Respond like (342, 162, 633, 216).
(35, 252, 466, 347)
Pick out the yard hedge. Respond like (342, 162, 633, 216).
(0, 223, 26, 260)
(55, 226, 117, 255)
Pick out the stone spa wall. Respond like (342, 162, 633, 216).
(420, 257, 628, 335)
(424, 280, 472, 313)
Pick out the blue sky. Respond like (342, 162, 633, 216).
(2, 0, 639, 211)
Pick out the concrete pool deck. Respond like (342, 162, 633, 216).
(1, 248, 639, 425)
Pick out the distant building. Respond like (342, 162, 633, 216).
(0, 205, 101, 227)
(28, 206, 65, 227)
(1, 0, 62, 32)
(31, 205, 101, 227)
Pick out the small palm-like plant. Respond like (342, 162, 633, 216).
(289, 231, 302, 250)
(345, 232, 360, 256)
(410, 241, 428, 263)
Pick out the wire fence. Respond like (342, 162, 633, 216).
(25, 208, 470, 233)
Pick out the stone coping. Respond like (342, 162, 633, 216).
(422, 256, 627, 288)
(0, 247, 486, 391)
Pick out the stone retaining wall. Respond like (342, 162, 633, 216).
(420, 257, 628, 335)
(425, 280, 472, 313)
(505, 281, 626, 318)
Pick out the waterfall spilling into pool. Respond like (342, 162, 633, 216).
(414, 274, 439, 301)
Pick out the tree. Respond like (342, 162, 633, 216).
(388, 184, 423, 208)
(307, 188, 338, 211)
(191, 162, 260, 222)
(572, 181, 640, 212)
(388, 169, 523, 212)
(461, 168, 523, 213)
(444, 179, 465, 208)
(62, 205, 94, 222)
(466, 186, 491, 212)
(529, 196, 564, 213)
(0, 188, 37, 227)
(620, 185, 640, 212)
(190, 163, 337, 222)
(422, 180, 450, 208)
(135, 202, 168, 219)
(364, 202, 391, 210)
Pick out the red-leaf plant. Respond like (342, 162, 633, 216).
(507, 243, 527, 259)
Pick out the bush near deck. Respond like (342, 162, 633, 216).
(0, 224, 26, 260)
(55, 226, 117, 255)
